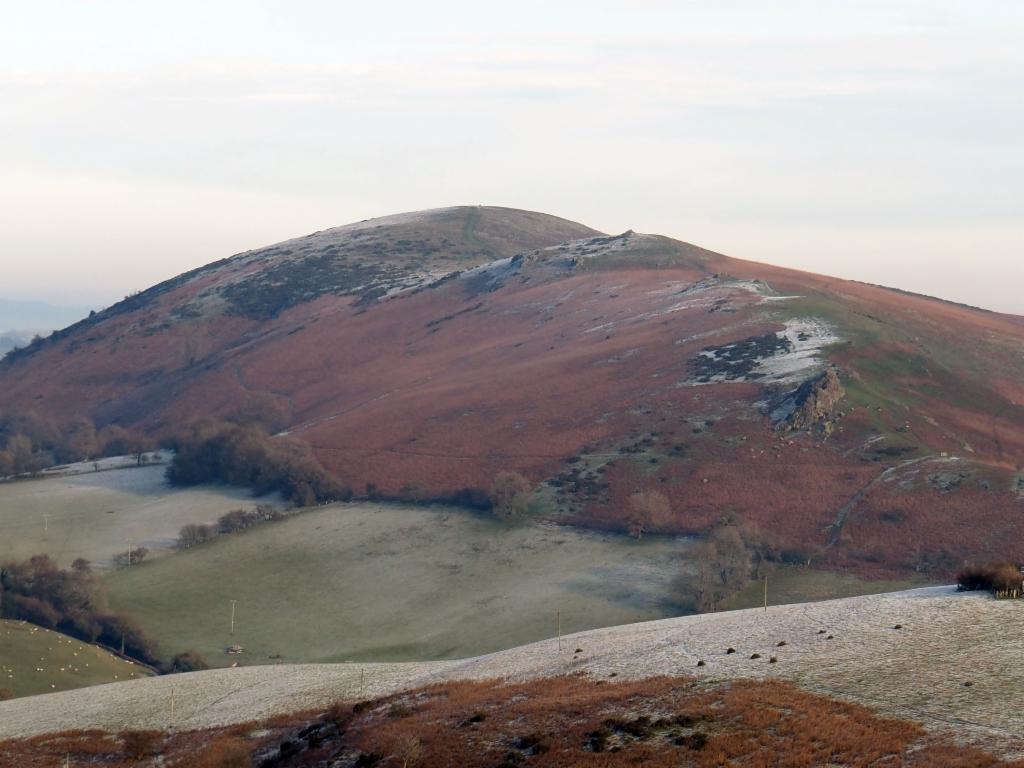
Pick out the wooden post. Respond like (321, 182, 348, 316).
(557, 610, 562, 651)
(230, 600, 237, 636)
(763, 576, 768, 613)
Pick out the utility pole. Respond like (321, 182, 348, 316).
(43, 513, 49, 538)
(230, 600, 237, 636)
(556, 610, 562, 651)
(127, 539, 133, 567)
(763, 575, 768, 613)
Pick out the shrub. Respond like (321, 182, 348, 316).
(451, 487, 492, 511)
(111, 547, 148, 569)
(216, 505, 282, 535)
(166, 420, 349, 506)
(957, 561, 1023, 594)
(0, 687, 14, 701)
(193, 736, 252, 768)
(490, 472, 533, 521)
(122, 730, 162, 760)
(178, 523, 217, 549)
(626, 490, 672, 540)
(0, 555, 158, 666)
(167, 650, 210, 673)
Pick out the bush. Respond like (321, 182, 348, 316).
(490, 472, 533, 521)
(957, 561, 1022, 594)
(122, 730, 162, 760)
(178, 523, 217, 549)
(0, 687, 14, 701)
(167, 650, 210, 673)
(451, 487, 493, 511)
(216, 505, 282, 535)
(111, 547, 148, 569)
(626, 490, 673, 539)
(193, 736, 252, 768)
(0, 555, 159, 666)
(166, 420, 349, 506)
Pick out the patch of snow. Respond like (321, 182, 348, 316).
(753, 318, 840, 383)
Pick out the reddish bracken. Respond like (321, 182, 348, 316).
(2, 675, 1021, 767)
(1, 208, 1022, 578)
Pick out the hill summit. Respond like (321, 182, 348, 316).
(2, 206, 1023, 577)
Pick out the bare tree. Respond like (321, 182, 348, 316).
(674, 522, 769, 612)
(626, 490, 673, 540)
(490, 471, 533, 521)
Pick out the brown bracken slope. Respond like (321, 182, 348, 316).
(2, 675, 1020, 767)
(2, 206, 1023, 577)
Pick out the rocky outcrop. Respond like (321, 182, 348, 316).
(775, 367, 846, 433)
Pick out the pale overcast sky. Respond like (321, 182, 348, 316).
(1, 1, 1021, 313)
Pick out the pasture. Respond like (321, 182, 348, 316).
(3, 587, 1023, 760)
(105, 503, 688, 666)
(0, 464, 282, 567)
(0, 620, 150, 698)
(721, 565, 924, 611)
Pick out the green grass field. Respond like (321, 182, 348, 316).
(720, 565, 926, 612)
(0, 465, 282, 567)
(0, 620, 150, 698)
(106, 503, 689, 667)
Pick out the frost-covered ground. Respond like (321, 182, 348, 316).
(2, 587, 1021, 757)
(0, 463, 282, 567)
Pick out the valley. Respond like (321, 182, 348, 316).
(105, 501, 688, 665)
(0, 206, 1020, 763)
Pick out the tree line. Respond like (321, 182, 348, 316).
(0, 555, 159, 666)
(0, 411, 154, 477)
(0, 554, 210, 673)
(165, 420, 351, 506)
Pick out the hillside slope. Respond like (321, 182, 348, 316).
(1, 588, 1021, 758)
(0, 620, 150, 698)
(2, 206, 1023, 576)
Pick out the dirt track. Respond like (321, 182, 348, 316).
(2, 586, 1022, 757)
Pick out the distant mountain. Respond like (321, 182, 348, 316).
(2, 205, 1022, 577)
(0, 298, 92, 355)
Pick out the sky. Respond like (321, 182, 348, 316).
(1, 1, 1022, 315)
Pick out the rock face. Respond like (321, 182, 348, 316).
(784, 367, 846, 432)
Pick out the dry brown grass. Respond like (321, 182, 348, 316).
(4, 674, 1019, 767)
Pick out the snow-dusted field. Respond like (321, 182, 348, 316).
(1, 586, 1021, 756)
(0, 463, 283, 567)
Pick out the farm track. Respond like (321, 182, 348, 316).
(3, 587, 1023, 758)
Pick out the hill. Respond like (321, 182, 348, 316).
(1, 205, 1022, 577)
(1, 587, 1021, 759)
(0, 619, 150, 699)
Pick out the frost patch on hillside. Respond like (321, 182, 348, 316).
(685, 318, 839, 386)
(758, 319, 840, 382)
